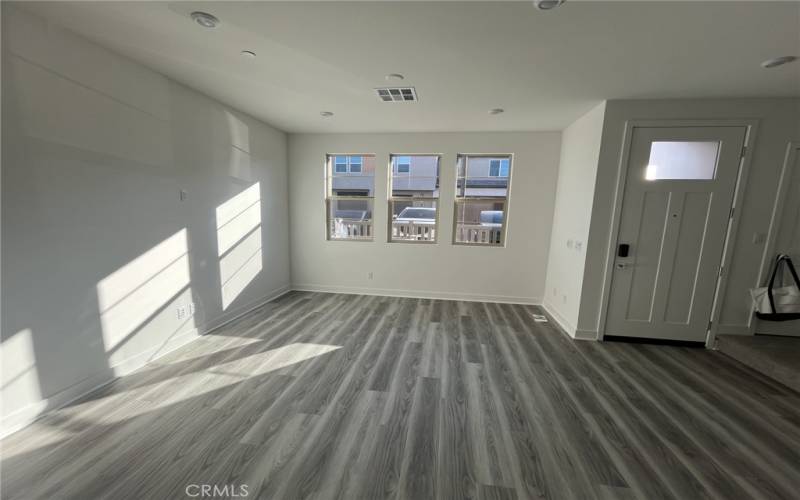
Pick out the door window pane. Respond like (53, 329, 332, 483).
(646, 141, 719, 180)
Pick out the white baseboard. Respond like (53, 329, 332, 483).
(574, 328, 598, 341)
(203, 284, 293, 335)
(541, 300, 576, 335)
(715, 324, 754, 336)
(540, 301, 598, 341)
(1, 284, 292, 439)
(754, 319, 800, 336)
(292, 283, 540, 305)
(1, 368, 113, 439)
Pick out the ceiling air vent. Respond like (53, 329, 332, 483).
(375, 87, 418, 102)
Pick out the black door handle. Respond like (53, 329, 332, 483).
(618, 243, 630, 257)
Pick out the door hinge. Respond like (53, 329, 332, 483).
(741, 146, 747, 158)
(729, 206, 735, 219)
(707, 320, 713, 331)
(718, 265, 724, 277)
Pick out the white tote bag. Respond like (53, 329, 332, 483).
(750, 254, 800, 319)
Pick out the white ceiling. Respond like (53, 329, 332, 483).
(17, 1, 800, 133)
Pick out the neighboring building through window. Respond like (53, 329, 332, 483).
(334, 155, 363, 174)
(389, 155, 440, 243)
(326, 154, 375, 240)
(396, 156, 411, 174)
(489, 158, 510, 177)
(454, 154, 512, 246)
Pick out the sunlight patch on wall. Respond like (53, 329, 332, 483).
(96, 229, 193, 354)
(217, 183, 263, 309)
(1, 329, 41, 417)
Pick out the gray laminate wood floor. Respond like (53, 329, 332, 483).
(2, 292, 800, 499)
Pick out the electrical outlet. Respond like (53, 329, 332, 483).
(575, 241, 582, 251)
(566, 239, 574, 249)
(562, 294, 567, 304)
(368, 271, 374, 280)
(177, 306, 187, 320)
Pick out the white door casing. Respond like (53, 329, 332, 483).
(605, 126, 747, 342)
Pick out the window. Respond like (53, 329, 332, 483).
(349, 156, 362, 173)
(389, 155, 440, 243)
(489, 158, 510, 177)
(645, 141, 719, 180)
(326, 154, 375, 240)
(396, 156, 411, 174)
(454, 154, 512, 246)
(334, 155, 364, 174)
(334, 156, 348, 173)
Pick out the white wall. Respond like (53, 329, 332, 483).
(543, 102, 606, 338)
(288, 132, 561, 303)
(577, 98, 800, 337)
(1, 6, 291, 436)
(756, 144, 800, 335)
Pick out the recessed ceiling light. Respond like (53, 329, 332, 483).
(761, 56, 798, 68)
(191, 11, 220, 29)
(241, 50, 257, 58)
(489, 108, 505, 115)
(320, 111, 334, 117)
(533, 0, 566, 11)
(385, 73, 405, 82)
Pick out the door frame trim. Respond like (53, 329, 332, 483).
(596, 119, 759, 346)
(749, 141, 800, 335)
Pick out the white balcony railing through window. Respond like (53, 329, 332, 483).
(454, 224, 502, 245)
(330, 219, 372, 240)
(391, 221, 436, 242)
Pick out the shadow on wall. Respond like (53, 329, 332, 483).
(1, 84, 272, 438)
(0, 6, 289, 436)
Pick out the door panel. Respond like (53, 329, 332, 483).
(663, 192, 712, 325)
(624, 191, 668, 322)
(606, 126, 746, 342)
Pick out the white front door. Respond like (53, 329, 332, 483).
(605, 126, 746, 342)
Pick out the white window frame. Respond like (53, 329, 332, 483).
(453, 154, 513, 247)
(326, 154, 374, 241)
(388, 154, 441, 244)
